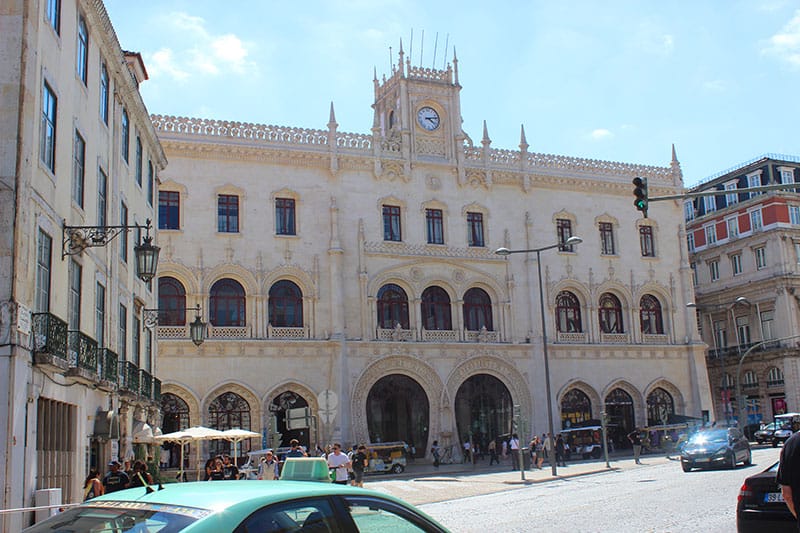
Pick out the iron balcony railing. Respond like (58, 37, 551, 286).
(32, 313, 68, 360)
(119, 360, 140, 393)
(67, 331, 98, 373)
(708, 340, 782, 360)
(139, 369, 152, 399)
(98, 348, 119, 383)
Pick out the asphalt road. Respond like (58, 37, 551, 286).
(372, 447, 783, 532)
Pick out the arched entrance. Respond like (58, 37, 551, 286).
(366, 375, 429, 457)
(161, 393, 190, 468)
(647, 387, 675, 426)
(454, 374, 512, 453)
(207, 391, 252, 458)
(270, 391, 310, 450)
(605, 388, 635, 449)
(561, 388, 592, 429)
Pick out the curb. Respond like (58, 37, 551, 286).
(501, 466, 621, 485)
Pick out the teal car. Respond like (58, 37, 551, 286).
(23, 480, 449, 532)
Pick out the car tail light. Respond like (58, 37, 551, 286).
(738, 482, 753, 502)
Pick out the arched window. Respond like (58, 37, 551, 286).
(743, 370, 758, 389)
(268, 280, 303, 327)
(463, 288, 493, 331)
(209, 279, 245, 327)
(646, 387, 675, 426)
(561, 388, 592, 428)
(160, 393, 189, 434)
(767, 367, 784, 387)
(721, 373, 735, 390)
(208, 392, 252, 457)
(639, 294, 663, 334)
(599, 293, 624, 334)
(377, 284, 409, 329)
(556, 291, 582, 333)
(158, 277, 186, 325)
(421, 286, 452, 330)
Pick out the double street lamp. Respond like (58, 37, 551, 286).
(496, 235, 583, 476)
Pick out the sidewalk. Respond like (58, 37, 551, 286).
(366, 452, 674, 505)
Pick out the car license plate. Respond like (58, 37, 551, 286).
(695, 458, 710, 463)
(765, 492, 785, 503)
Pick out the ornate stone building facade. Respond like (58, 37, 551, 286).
(0, 1, 165, 527)
(686, 155, 800, 428)
(151, 48, 712, 465)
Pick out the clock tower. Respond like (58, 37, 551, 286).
(371, 42, 465, 173)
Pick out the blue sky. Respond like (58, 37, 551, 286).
(105, 1, 800, 186)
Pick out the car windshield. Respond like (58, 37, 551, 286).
(23, 503, 202, 532)
(687, 430, 728, 445)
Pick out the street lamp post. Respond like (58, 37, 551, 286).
(496, 235, 582, 477)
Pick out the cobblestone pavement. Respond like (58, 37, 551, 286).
(365, 452, 672, 506)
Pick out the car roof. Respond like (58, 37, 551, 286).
(91, 480, 386, 511)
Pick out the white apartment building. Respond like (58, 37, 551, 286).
(0, 0, 165, 528)
(151, 46, 712, 467)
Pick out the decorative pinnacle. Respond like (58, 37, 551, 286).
(328, 102, 338, 129)
(519, 125, 529, 151)
(482, 120, 491, 145)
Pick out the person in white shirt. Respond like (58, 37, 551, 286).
(509, 433, 521, 470)
(326, 443, 351, 485)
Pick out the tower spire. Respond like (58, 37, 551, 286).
(482, 120, 491, 146)
(328, 102, 337, 129)
(519, 124, 528, 152)
(453, 47, 459, 85)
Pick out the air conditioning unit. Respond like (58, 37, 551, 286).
(34, 488, 62, 523)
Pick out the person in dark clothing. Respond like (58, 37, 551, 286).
(221, 454, 239, 480)
(102, 461, 130, 493)
(555, 434, 567, 467)
(351, 444, 368, 487)
(777, 430, 800, 525)
(628, 428, 643, 464)
(129, 460, 153, 488)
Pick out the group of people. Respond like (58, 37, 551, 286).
(83, 459, 154, 500)
(254, 438, 370, 487)
(203, 454, 241, 481)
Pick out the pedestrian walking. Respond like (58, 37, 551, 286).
(488, 439, 499, 465)
(509, 433, 521, 470)
(431, 440, 441, 468)
(327, 443, 351, 485)
(83, 469, 104, 501)
(102, 460, 130, 493)
(351, 444, 368, 487)
(543, 433, 553, 465)
(258, 451, 280, 480)
(777, 429, 800, 525)
(555, 434, 567, 467)
(628, 428, 643, 464)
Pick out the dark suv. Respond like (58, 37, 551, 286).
(680, 427, 751, 472)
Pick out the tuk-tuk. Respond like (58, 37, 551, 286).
(772, 412, 800, 447)
(364, 441, 409, 474)
(560, 426, 604, 459)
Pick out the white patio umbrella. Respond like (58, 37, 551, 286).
(154, 426, 225, 481)
(219, 428, 261, 464)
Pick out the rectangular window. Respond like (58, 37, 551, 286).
(690, 262, 697, 287)
(599, 222, 615, 255)
(426, 209, 444, 244)
(121, 109, 129, 163)
(755, 247, 767, 269)
(36, 399, 77, 503)
(790, 206, 800, 226)
(68, 260, 81, 330)
(135, 136, 142, 186)
(118, 304, 127, 360)
(72, 130, 85, 207)
(731, 254, 742, 276)
(382, 205, 401, 241)
(761, 310, 774, 341)
(77, 16, 88, 85)
(100, 63, 109, 124)
(736, 316, 751, 345)
(725, 182, 738, 206)
(95, 282, 105, 347)
(748, 173, 761, 197)
(132, 316, 141, 367)
(639, 226, 654, 257)
(147, 161, 154, 206)
(709, 260, 720, 282)
(726, 217, 739, 239)
(98, 168, 107, 227)
(684, 201, 695, 222)
(714, 320, 727, 348)
(467, 212, 484, 247)
(780, 169, 794, 184)
(557, 219, 574, 251)
(159, 191, 180, 230)
(46, 0, 60, 34)
(687, 233, 695, 252)
(144, 328, 152, 372)
(275, 197, 296, 235)
(217, 194, 239, 233)
(35, 230, 52, 313)
(705, 224, 717, 244)
(41, 82, 57, 173)
(750, 209, 763, 231)
(120, 202, 128, 263)
(704, 196, 716, 214)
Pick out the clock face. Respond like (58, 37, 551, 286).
(417, 106, 440, 131)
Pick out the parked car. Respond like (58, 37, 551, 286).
(736, 461, 795, 532)
(680, 427, 751, 472)
(772, 413, 800, 447)
(23, 479, 450, 532)
(754, 423, 777, 444)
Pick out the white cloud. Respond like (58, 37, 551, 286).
(763, 10, 800, 67)
(589, 128, 613, 141)
(145, 12, 258, 82)
(702, 79, 727, 92)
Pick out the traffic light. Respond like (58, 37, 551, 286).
(632, 177, 648, 218)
